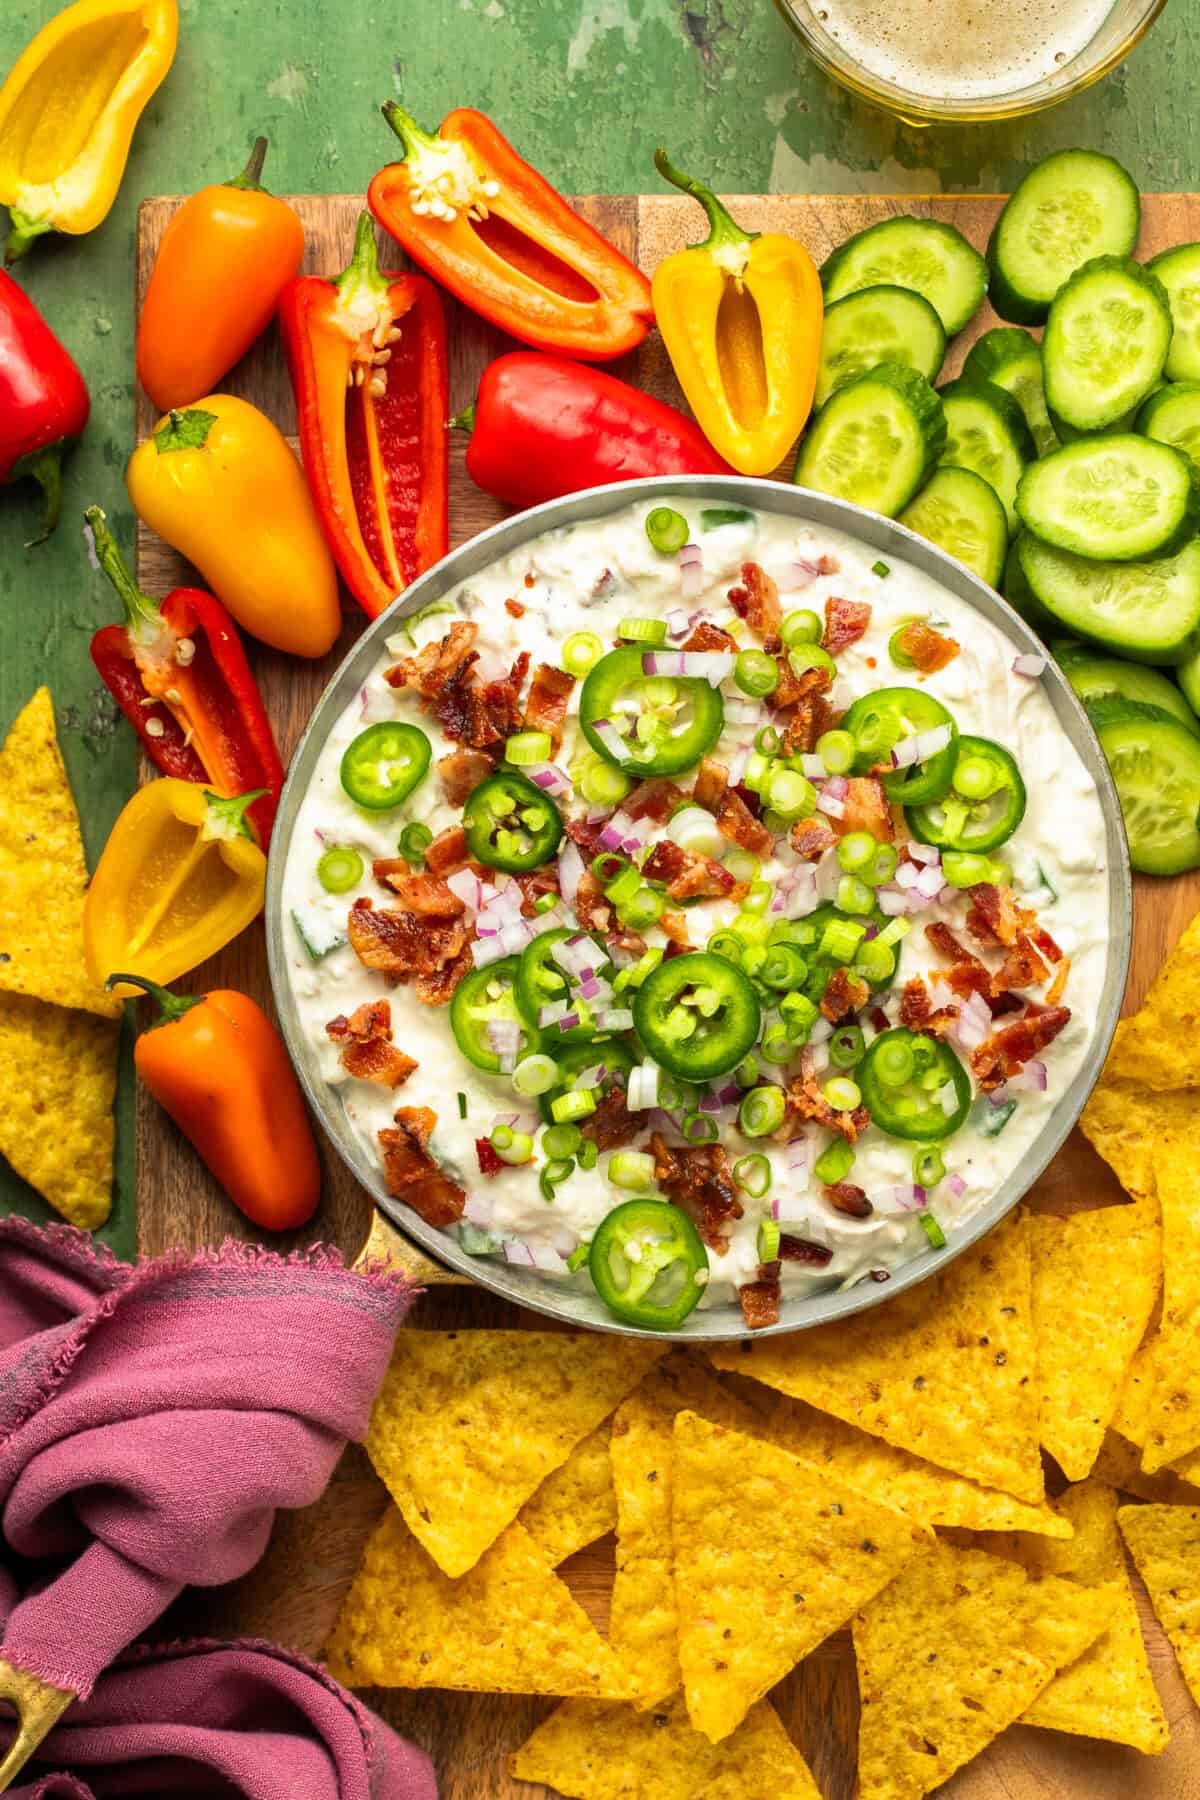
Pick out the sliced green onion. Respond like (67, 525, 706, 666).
(735, 1052, 760, 1089)
(781, 608, 822, 647)
(317, 846, 364, 894)
(543, 1122, 583, 1158)
(533, 891, 557, 915)
(707, 928, 745, 965)
(566, 1242, 590, 1272)
(739, 1084, 786, 1137)
(823, 1076, 861, 1112)
(613, 946, 664, 992)
(493, 1129, 534, 1165)
(877, 916, 911, 949)
(397, 822, 433, 866)
(918, 1210, 947, 1248)
(913, 1146, 945, 1187)
(788, 644, 837, 680)
(836, 831, 876, 875)
(888, 622, 918, 669)
(741, 880, 772, 916)
(540, 1156, 575, 1203)
(759, 943, 808, 990)
(853, 940, 895, 985)
(820, 917, 866, 963)
(817, 728, 856, 775)
(603, 864, 642, 908)
(512, 1053, 559, 1096)
(872, 559, 891, 579)
(457, 1091, 468, 1119)
(780, 990, 819, 1038)
(764, 767, 816, 821)
(743, 750, 771, 793)
(562, 631, 604, 677)
(608, 1149, 657, 1190)
(829, 1025, 865, 1069)
(735, 1155, 773, 1201)
(756, 1216, 781, 1260)
(578, 754, 632, 806)
(836, 875, 875, 916)
(622, 885, 665, 928)
(646, 506, 689, 555)
(551, 1089, 598, 1123)
(754, 725, 782, 757)
(814, 1137, 854, 1183)
(760, 1025, 794, 1064)
(867, 843, 898, 886)
(619, 616, 668, 644)
(874, 1037, 915, 1087)
(701, 505, 755, 529)
(682, 1110, 719, 1143)
(490, 1123, 514, 1150)
(735, 649, 779, 698)
(505, 730, 553, 766)
(577, 1137, 599, 1170)
(941, 850, 995, 889)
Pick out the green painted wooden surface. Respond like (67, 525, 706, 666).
(0, 0, 1196, 1249)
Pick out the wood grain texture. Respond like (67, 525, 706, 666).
(137, 193, 1200, 1799)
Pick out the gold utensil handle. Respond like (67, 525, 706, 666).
(0, 1658, 74, 1793)
(353, 1208, 470, 1286)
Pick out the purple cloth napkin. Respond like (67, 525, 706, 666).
(0, 1624, 435, 1800)
(0, 1218, 415, 1701)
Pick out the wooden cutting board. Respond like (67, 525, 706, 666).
(135, 192, 1200, 1800)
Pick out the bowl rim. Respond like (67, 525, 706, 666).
(266, 475, 1132, 1341)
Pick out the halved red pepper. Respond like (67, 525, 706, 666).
(279, 211, 448, 619)
(0, 268, 89, 541)
(86, 505, 284, 846)
(369, 106, 653, 361)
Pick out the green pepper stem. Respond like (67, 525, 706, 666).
(226, 134, 269, 191)
(447, 403, 476, 434)
(653, 147, 755, 253)
(153, 408, 218, 454)
(380, 101, 441, 161)
(85, 504, 163, 634)
(335, 210, 388, 304)
(13, 444, 65, 544)
(203, 788, 268, 841)
(106, 972, 205, 1026)
(4, 207, 52, 264)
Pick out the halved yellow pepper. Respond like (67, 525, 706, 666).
(84, 781, 266, 997)
(0, 0, 178, 263)
(651, 149, 823, 477)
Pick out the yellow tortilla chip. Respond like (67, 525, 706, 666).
(518, 1421, 615, 1566)
(1118, 1503, 1200, 1708)
(1032, 1198, 1161, 1482)
(365, 1329, 664, 1576)
(960, 1481, 1167, 1752)
(0, 992, 116, 1228)
(1105, 911, 1200, 1091)
(1078, 1078, 1159, 1203)
(510, 1694, 820, 1799)
(1093, 1428, 1200, 1504)
(673, 1410, 927, 1744)
(0, 689, 119, 1019)
(608, 1353, 768, 1710)
(710, 1212, 1043, 1503)
(853, 1538, 1118, 1800)
(324, 1506, 634, 1697)
(1142, 1131, 1200, 1472)
(762, 1393, 1071, 1537)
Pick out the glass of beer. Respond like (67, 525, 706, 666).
(775, 0, 1166, 124)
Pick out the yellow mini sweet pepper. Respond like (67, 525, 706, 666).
(84, 781, 266, 997)
(651, 148, 823, 477)
(0, 0, 178, 264)
(127, 394, 342, 659)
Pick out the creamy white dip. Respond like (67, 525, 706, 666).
(281, 497, 1109, 1311)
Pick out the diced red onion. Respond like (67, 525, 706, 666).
(499, 918, 535, 955)
(824, 774, 849, 800)
(538, 999, 571, 1028)
(809, 1013, 834, 1045)
(1012, 653, 1047, 678)
(788, 1136, 816, 1178)
(939, 1081, 959, 1116)
(727, 747, 751, 786)
(717, 1082, 742, 1106)
(798, 753, 826, 779)
(929, 978, 955, 1011)
(557, 840, 584, 906)
(1009, 1059, 1048, 1093)
(872, 1184, 927, 1215)
(471, 934, 508, 968)
(895, 860, 921, 892)
(698, 1093, 723, 1115)
(548, 1224, 579, 1258)
(525, 761, 573, 797)
(785, 870, 821, 918)
(644, 649, 734, 686)
(988, 1084, 1011, 1106)
(489, 1111, 520, 1132)
(908, 841, 940, 867)
(588, 717, 630, 762)
(892, 724, 952, 769)
(595, 1007, 634, 1031)
(550, 933, 595, 978)
(877, 886, 910, 917)
(626, 1063, 660, 1111)
(648, 1107, 682, 1137)
(529, 905, 567, 939)
(575, 1062, 607, 1089)
(680, 561, 705, 602)
(815, 790, 846, 820)
(446, 869, 484, 910)
(941, 1174, 968, 1200)
(665, 607, 691, 642)
(556, 1011, 582, 1033)
(678, 542, 704, 567)
(936, 884, 958, 908)
(726, 698, 765, 725)
(502, 1239, 536, 1267)
(808, 1041, 830, 1074)
(463, 1193, 493, 1229)
(954, 991, 992, 1051)
(786, 561, 819, 590)
(577, 976, 609, 1004)
(914, 863, 947, 902)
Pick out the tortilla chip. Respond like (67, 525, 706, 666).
(365, 1329, 664, 1576)
(608, 1353, 769, 1710)
(0, 689, 119, 1019)
(959, 1481, 1167, 1752)
(1094, 1428, 1200, 1504)
(853, 1538, 1118, 1799)
(1032, 1199, 1161, 1481)
(1078, 1079, 1159, 1203)
(710, 1212, 1043, 1503)
(1105, 912, 1200, 1091)
(1142, 1132, 1200, 1472)
(1118, 1503, 1200, 1708)
(519, 1421, 615, 1566)
(324, 1506, 634, 1697)
(510, 1694, 820, 1799)
(673, 1410, 928, 1744)
(762, 1393, 1072, 1537)
(0, 991, 116, 1228)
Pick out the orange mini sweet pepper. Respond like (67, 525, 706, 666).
(113, 974, 320, 1231)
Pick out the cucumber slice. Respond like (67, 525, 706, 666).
(1145, 243, 1200, 382)
(937, 377, 1034, 532)
(794, 362, 946, 517)
(814, 285, 946, 410)
(1003, 534, 1055, 636)
(1064, 653, 1199, 735)
(1136, 381, 1200, 477)
(820, 217, 987, 336)
(1016, 436, 1200, 563)
(961, 327, 1058, 458)
(1177, 641, 1200, 719)
(1043, 256, 1173, 435)
(986, 150, 1141, 327)
(899, 466, 1008, 588)
(1017, 533, 1200, 664)
(1085, 696, 1200, 875)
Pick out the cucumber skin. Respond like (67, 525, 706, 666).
(1146, 244, 1200, 382)
(939, 376, 1037, 465)
(1084, 696, 1200, 875)
(899, 466, 1008, 589)
(1064, 655, 1200, 735)
(793, 361, 947, 515)
(820, 217, 988, 336)
(986, 150, 1141, 327)
(1017, 534, 1200, 665)
(962, 327, 1058, 458)
(814, 283, 947, 410)
(1015, 436, 1200, 564)
(1136, 381, 1200, 468)
(1003, 535, 1056, 637)
(1043, 256, 1173, 434)
(1178, 641, 1200, 719)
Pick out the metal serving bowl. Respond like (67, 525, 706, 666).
(267, 476, 1131, 1339)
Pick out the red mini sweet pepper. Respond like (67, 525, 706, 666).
(280, 211, 448, 619)
(0, 268, 89, 540)
(86, 504, 284, 846)
(369, 105, 654, 361)
(454, 351, 735, 509)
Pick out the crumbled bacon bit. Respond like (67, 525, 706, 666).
(514, 865, 560, 916)
(993, 938, 1049, 994)
(625, 778, 688, 824)
(790, 816, 838, 862)
(824, 1181, 872, 1219)
(712, 785, 773, 859)
(505, 598, 526, 618)
(898, 976, 958, 1038)
(566, 816, 608, 861)
(572, 868, 611, 933)
(642, 839, 735, 901)
(371, 865, 465, 915)
(971, 1006, 1071, 1090)
(651, 1134, 742, 1249)
(740, 1265, 781, 1329)
(787, 1064, 871, 1143)
(424, 825, 471, 878)
(836, 777, 893, 843)
(965, 882, 1025, 948)
(683, 619, 738, 653)
(728, 562, 782, 651)
(822, 596, 871, 654)
(779, 1233, 834, 1267)
(476, 1136, 504, 1175)
(1045, 955, 1071, 1007)
(660, 909, 693, 948)
(524, 571, 536, 589)
(821, 966, 870, 1024)
(415, 945, 472, 1006)
(347, 898, 468, 984)
(581, 1085, 639, 1151)
(524, 662, 575, 747)
(925, 922, 993, 999)
(437, 748, 493, 806)
(386, 623, 532, 750)
(386, 620, 476, 697)
(692, 756, 728, 813)
(325, 999, 418, 1088)
(892, 619, 960, 674)
(378, 1106, 466, 1227)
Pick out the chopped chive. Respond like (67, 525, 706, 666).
(871, 559, 890, 578)
(457, 1091, 468, 1119)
